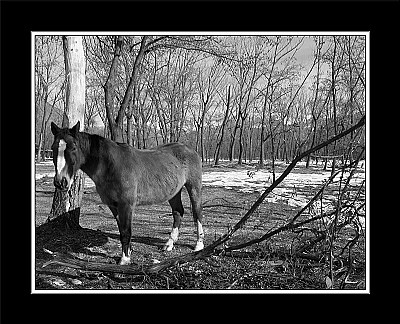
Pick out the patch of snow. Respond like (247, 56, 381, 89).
(51, 278, 66, 287)
(70, 279, 82, 285)
(36, 160, 54, 165)
(35, 172, 55, 180)
(202, 167, 365, 210)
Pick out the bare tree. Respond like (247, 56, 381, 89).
(214, 85, 231, 165)
(49, 36, 86, 229)
(35, 36, 64, 161)
(257, 36, 304, 167)
(306, 36, 325, 168)
(103, 36, 148, 143)
(193, 58, 226, 161)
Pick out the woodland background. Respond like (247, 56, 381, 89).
(35, 34, 366, 168)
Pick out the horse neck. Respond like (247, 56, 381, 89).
(76, 132, 101, 179)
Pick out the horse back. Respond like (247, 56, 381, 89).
(155, 142, 202, 185)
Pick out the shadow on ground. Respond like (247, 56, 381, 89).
(35, 222, 110, 262)
(35, 222, 193, 264)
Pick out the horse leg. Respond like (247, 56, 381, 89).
(164, 189, 184, 251)
(112, 202, 134, 265)
(186, 183, 204, 251)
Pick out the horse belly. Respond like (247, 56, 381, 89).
(136, 170, 185, 206)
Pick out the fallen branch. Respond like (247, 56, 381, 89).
(42, 248, 208, 275)
(42, 249, 146, 275)
(213, 249, 323, 262)
(310, 154, 343, 159)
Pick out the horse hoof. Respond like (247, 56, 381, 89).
(163, 243, 174, 252)
(119, 255, 132, 265)
(194, 241, 204, 252)
(163, 239, 174, 251)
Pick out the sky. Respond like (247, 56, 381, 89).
(296, 37, 315, 69)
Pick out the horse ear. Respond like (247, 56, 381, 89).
(70, 121, 80, 137)
(51, 122, 60, 135)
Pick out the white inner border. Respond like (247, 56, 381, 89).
(32, 31, 369, 294)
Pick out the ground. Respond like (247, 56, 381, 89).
(34, 159, 366, 291)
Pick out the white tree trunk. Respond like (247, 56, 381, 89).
(49, 36, 85, 229)
(62, 36, 85, 128)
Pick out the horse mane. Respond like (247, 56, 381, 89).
(75, 132, 102, 172)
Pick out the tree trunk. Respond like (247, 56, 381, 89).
(120, 36, 148, 144)
(37, 132, 44, 162)
(214, 85, 231, 165)
(259, 93, 268, 168)
(103, 36, 148, 143)
(199, 96, 208, 162)
(331, 36, 338, 176)
(323, 107, 329, 171)
(48, 36, 86, 230)
(306, 37, 322, 168)
(259, 41, 278, 167)
(237, 117, 245, 165)
(268, 101, 276, 182)
(126, 105, 133, 146)
(104, 36, 123, 142)
(306, 119, 317, 168)
(248, 112, 255, 163)
(228, 110, 240, 162)
(200, 120, 205, 162)
(37, 85, 49, 162)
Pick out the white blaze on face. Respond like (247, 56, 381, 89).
(56, 139, 67, 175)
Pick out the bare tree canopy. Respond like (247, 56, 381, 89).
(36, 34, 366, 164)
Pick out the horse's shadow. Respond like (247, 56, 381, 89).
(130, 234, 165, 248)
(35, 222, 193, 265)
(130, 234, 193, 250)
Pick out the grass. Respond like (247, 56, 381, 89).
(34, 161, 366, 291)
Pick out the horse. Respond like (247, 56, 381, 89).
(50, 121, 204, 265)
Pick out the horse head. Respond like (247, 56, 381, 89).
(50, 121, 83, 191)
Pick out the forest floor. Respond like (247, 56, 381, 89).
(34, 159, 366, 292)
